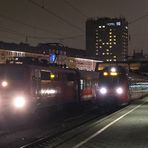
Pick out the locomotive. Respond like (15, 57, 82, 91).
(97, 65, 148, 106)
(0, 57, 99, 114)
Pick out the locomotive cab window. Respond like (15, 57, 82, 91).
(41, 71, 51, 80)
(0, 66, 25, 80)
(41, 70, 57, 80)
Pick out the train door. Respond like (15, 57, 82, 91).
(32, 68, 41, 100)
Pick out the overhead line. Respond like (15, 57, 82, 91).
(0, 14, 84, 40)
(28, 0, 84, 32)
(0, 13, 63, 37)
(129, 14, 148, 25)
(64, 0, 88, 18)
(0, 24, 84, 42)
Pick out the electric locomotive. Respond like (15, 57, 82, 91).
(97, 65, 148, 107)
(0, 57, 99, 115)
(97, 65, 130, 106)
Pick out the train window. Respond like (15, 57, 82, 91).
(80, 79, 84, 90)
(0, 67, 25, 80)
(67, 73, 76, 81)
(41, 71, 51, 80)
(59, 72, 76, 81)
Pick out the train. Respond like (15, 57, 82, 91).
(97, 65, 148, 106)
(0, 57, 148, 115)
(0, 57, 99, 115)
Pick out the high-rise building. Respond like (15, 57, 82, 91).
(86, 17, 128, 62)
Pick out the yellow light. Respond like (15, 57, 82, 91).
(50, 74, 55, 79)
(110, 72, 118, 76)
(103, 72, 108, 76)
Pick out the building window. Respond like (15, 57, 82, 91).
(102, 53, 105, 55)
(109, 39, 112, 41)
(109, 32, 112, 35)
(99, 26, 101, 28)
(102, 26, 105, 28)
(99, 46, 102, 48)
(109, 46, 112, 48)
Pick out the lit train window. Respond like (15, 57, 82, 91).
(80, 79, 84, 90)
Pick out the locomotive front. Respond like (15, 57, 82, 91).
(0, 64, 30, 114)
(98, 66, 129, 106)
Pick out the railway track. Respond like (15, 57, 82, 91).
(0, 104, 122, 148)
(20, 101, 140, 148)
(20, 106, 120, 148)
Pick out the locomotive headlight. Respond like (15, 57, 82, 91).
(116, 87, 123, 95)
(99, 87, 107, 95)
(1, 81, 8, 87)
(13, 96, 26, 108)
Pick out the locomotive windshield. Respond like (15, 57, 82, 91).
(99, 66, 128, 86)
(0, 66, 25, 80)
(99, 75, 126, 86)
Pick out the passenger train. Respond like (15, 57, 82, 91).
(0, 57, 148, 115)
(97, 65, 148, 106)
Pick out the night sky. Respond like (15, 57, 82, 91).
(0, 0, 148, 55)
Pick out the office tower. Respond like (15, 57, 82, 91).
(86, 17, 128, 61)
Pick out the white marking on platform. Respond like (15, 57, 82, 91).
(73, 101, 146, 148)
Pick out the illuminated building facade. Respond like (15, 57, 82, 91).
(86, 17, 128, 62)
